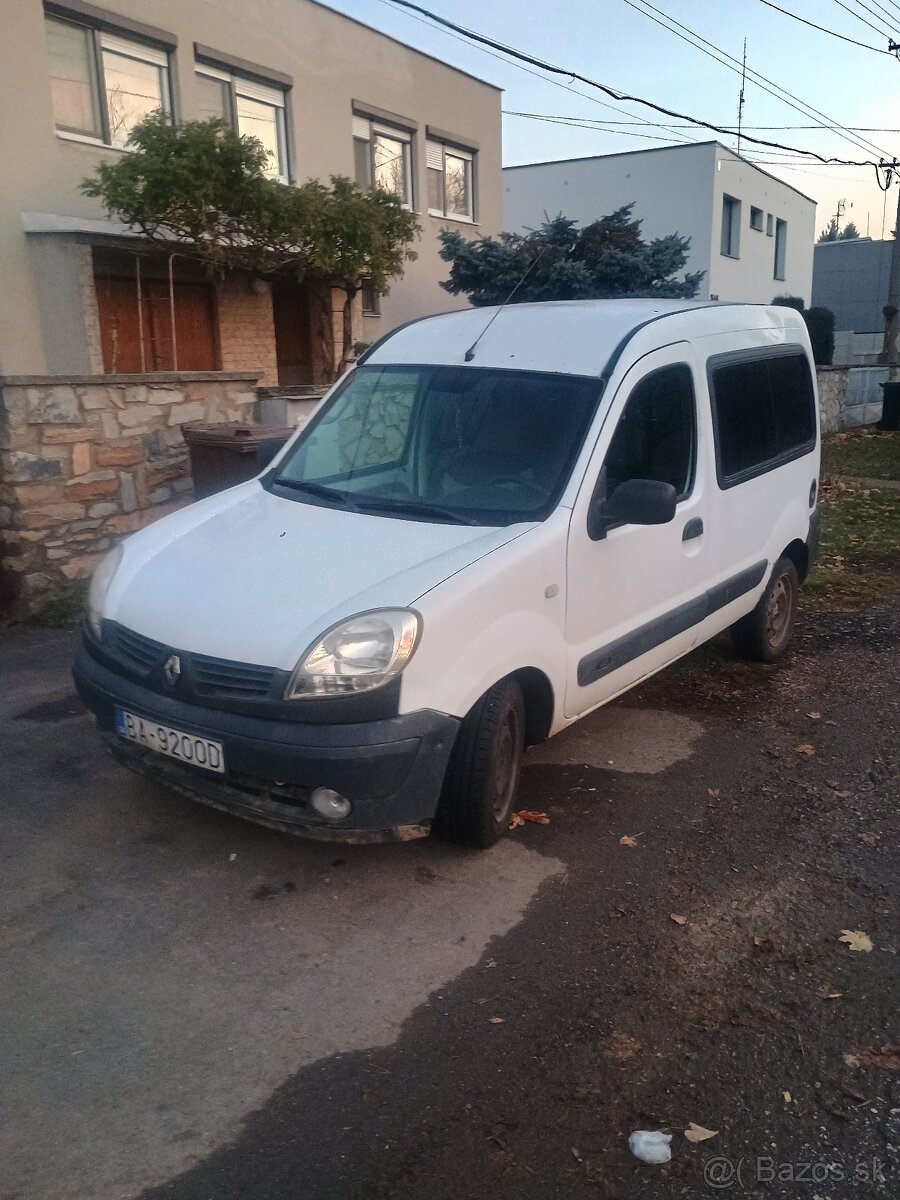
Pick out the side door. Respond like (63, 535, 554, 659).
(564, 345, 711, 718)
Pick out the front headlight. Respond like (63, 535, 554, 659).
(285, 609, 421, 699)
(87, 544, 123, 639)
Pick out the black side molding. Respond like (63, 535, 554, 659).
(578, 560, 768, 687)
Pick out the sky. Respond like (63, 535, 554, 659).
(324, 0, 900, 240)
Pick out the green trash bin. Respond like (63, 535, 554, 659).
(182, 422, 294, 499)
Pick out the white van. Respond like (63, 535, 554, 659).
(74, 300, 821, 847)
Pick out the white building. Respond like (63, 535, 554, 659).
(503, 141, 816, 306)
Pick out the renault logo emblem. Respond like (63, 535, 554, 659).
(163, 655, 182, 687)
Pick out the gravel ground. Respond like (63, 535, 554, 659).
(141, 602, 900, 1200)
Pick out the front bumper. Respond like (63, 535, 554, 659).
(74, 646, 459, 842)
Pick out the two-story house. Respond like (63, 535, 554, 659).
(504, 142, 816, 306)
(0, 0, 501, 386)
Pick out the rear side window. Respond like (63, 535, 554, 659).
(710, 351, 815, 485)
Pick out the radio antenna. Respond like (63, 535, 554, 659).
(464, 247, 548, 362)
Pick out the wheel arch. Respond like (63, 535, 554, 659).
(780, 538, 810, 583)
(506, 667, 556, 746)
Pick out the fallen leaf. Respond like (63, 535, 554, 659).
(783, 1091, 792, 1103)
(839, 929, 873, 953)
(846, 1045, 900, 1071)
(571, 1147, 583, 1163)
(510, 810, 550, 827)
(619, 834, 639, 848)
(818, 984, 844, 1000)
(603, 1032, 642, 1062)
(707, 787, 720, 798)
(684, 1122, 718, 1143)
(794, 743, 816, 757)
(831, 788, 851, 799)
(858, 832, 880, 847)
(670, 913, 687, 925)
(485, 959, 497, 969)
(489, 1016, 504, 1025)
(807, 711, 822, 720)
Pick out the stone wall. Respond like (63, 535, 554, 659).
(817, 366, 885, 433)
(0, 372, 258, 619)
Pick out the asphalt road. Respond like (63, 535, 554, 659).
(1, 609, 897, 1200)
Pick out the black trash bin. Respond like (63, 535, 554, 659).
(182, 423, 294, 499)
(878, 381, 900, 431)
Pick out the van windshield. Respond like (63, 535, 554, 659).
(267, 364, 601, 526)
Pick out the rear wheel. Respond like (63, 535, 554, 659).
(437, 679, 525, 848)
(730, 556, 799, 663)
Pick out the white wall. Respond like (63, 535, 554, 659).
(711, 147, 816, 305)
(504, 142, 716, 294)
(503, 141, 816, 306)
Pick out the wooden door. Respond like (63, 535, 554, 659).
(272, 285, 314, 385)
(96, 275, 218, 373)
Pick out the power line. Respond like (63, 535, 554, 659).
(620, 0, 894, 162)
(755, 0, 894, 54)
(500, 114, 900, 132)
(376, 0, 697, 146)
(864, 0, 900, 27)
(502, 111, 700, 144)
(832, 0, 895, 39)
(383, 0, 896, 176)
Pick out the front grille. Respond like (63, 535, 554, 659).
(106, 623, 166, 675)
(192, 655, 277, 699)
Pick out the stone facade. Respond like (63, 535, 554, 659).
(0, 372, 258, 619)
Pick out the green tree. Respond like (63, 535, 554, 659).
(818, 216, 840, 243)
(439, 207, 704, 307)
(81, 115, 419, 371)
(840, 221, 860, 240)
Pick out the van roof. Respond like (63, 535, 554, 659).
(362, 299, 808, 378)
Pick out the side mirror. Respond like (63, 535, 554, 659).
(589, 478, 677, 540)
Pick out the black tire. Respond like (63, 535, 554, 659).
(730, 556, 800, 663)
(437, 679, 526, 848)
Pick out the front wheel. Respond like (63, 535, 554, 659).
(437, 679, 525, 848)
(730, 556, 799, 663)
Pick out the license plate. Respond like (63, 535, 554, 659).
(115, 708, 225, 773)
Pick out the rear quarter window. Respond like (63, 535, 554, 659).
(709, 349, 816, 487)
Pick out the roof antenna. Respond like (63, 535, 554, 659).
(464, 247, 547, 362)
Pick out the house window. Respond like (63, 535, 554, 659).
(774, 219, 788, 280)
(750, 206, 764, 232)
(427, 138, 475, 221)
(353, 114, 413, 207)
(45, 14, 171, 147)
(360, 280, 380, 315)
(766, 213, 774, 236)
(195, 64, 289, 180)
(720, 195, 741, 258)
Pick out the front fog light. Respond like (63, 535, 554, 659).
(311, 787, 353, 822)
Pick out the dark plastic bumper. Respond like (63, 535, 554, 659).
(73, 646, 459, 841)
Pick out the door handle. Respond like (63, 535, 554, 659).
(682, 517, 704, 541)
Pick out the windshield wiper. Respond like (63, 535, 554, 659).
(354, 497, 479, 526)
(272, 477, 360, 512)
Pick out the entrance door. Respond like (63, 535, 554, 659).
(564, 344, 710, 718)
(272, 285, 314, 385)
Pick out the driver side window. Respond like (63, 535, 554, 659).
(603, 364, 696, 501)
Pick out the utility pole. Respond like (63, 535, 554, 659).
(736, 39, 747, 157)
(879, 173, 900, 369)
(836, 198, 846, 235)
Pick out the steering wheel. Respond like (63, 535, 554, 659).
(489, 475, 546, 499)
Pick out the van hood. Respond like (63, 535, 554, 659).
(106, 482, 531, 669)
